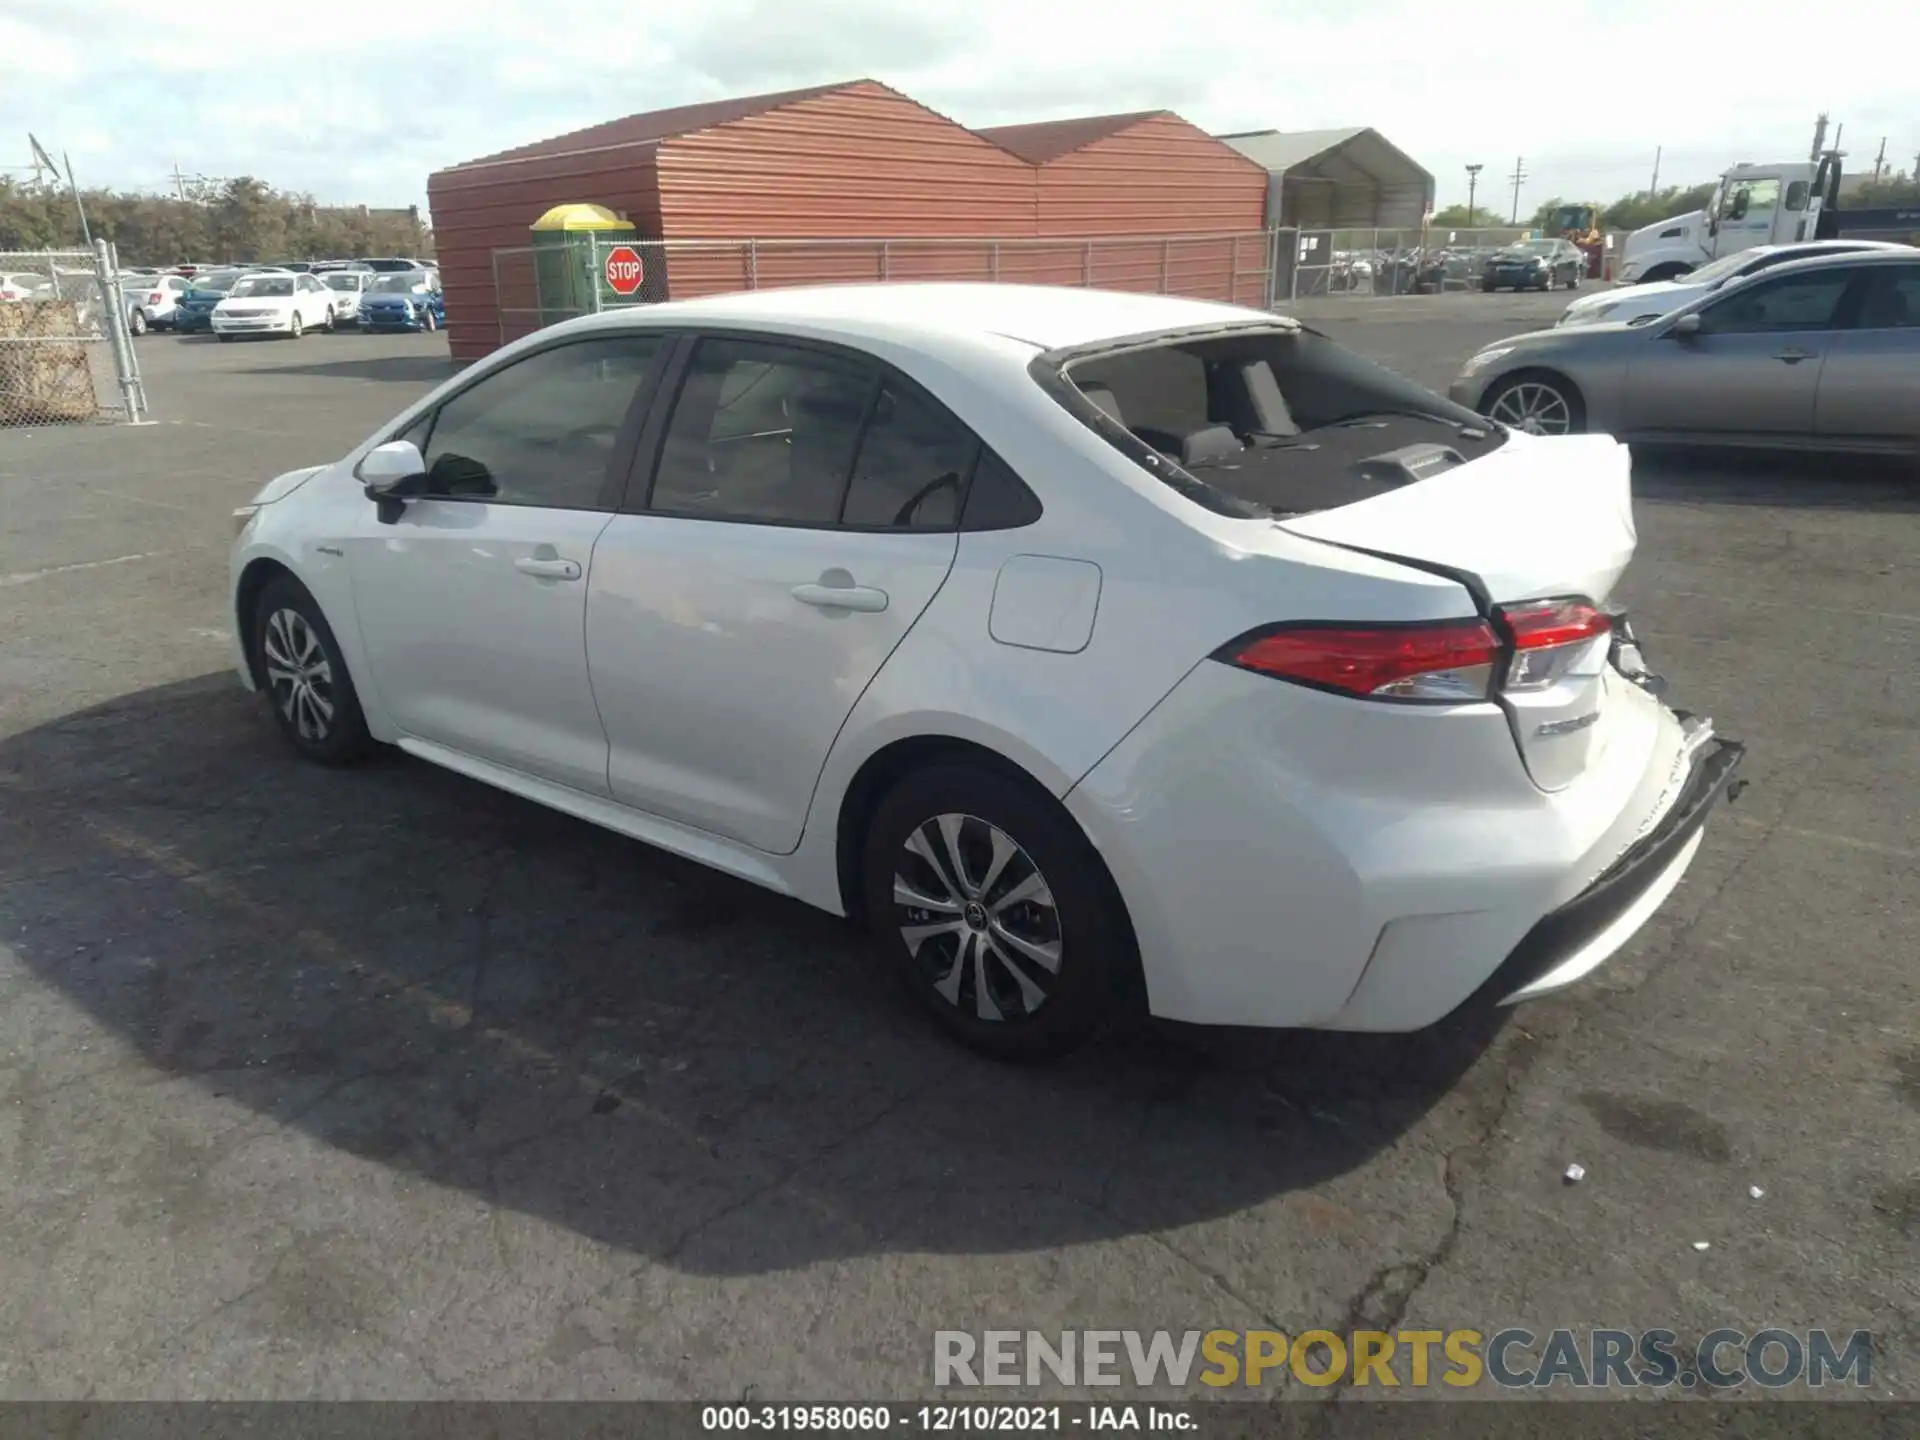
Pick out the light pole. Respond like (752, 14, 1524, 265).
(1464, 164, 1483, 228)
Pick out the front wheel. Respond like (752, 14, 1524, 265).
(1484, 371, 1586, 436)
(288, 310, 304, 339)
(1566, 271, 1581, 290)
(323, 305, 335, 332)
(863, 765, 1138, 1060)
(420, 308, 437, 332)
(252, 575, 370, 764)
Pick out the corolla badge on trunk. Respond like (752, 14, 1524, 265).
(1535, 710, 1602, 737)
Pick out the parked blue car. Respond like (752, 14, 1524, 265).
(172, 269, 243, 333)
(357, 270, 445, 332)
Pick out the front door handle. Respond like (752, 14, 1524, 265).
(1773, 348, 1814, 364)
(514, 556, 582, 581)
(791, 581, 888, 613)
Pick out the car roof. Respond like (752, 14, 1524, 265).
(1743, 247, 1918, 280)
(578, 283, 1287, 353)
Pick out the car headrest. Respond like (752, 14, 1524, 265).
(1079, 384, 1125, 426)
(1180, 425, 1245, 466)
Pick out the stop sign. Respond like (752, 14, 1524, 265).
(604, 244, 645, 296)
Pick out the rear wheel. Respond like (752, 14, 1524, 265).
(862, 764, 1137, 1060)
(1484, 371, 1586, 436)
(128, 308, 147, 336)
(252, 575, 370, 764)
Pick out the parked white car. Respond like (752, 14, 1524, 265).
(228, 284, 1743, 1058)
(212, 270, 339, 340)
(1557, 239, 1910, 327)
(0, 271, 54, 302)
(320, 268, 373, 322)
(120, 273, 189, 334)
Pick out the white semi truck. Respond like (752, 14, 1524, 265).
(1617, 154, 1920, 283)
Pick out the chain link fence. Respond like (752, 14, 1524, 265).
(0, 242, 147, 428)
(1282, 227, 1545, 299)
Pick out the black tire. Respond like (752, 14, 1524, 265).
(1480, 280, 1496, 293)
(217, 334, 233, 343)
(862, 764, 1137, 1061)
(323, 305, 335, 332)
(421, 308, 437, 332)
(128, 308, 147, 336)
(1566, 270, 1581, 290)
(288, 310, 304, 339)
(252, 575, 371, 765)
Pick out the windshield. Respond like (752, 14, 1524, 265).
(1550, 207, 1594, 232)
(1687, 249, 1765, 286)
(1514, 241, 1557, 256)
(323, 273, 365, 291)
(369, 273, 428, 293)
(1047, 325, 1503, 518)
(230, 276, 293, 298)
(190, 272, 241, 293)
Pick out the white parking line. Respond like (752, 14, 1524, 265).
(0, 551, 173, 588)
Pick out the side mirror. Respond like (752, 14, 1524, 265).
(1670, 313, 1703, 339)
(360, 440, 427, 523)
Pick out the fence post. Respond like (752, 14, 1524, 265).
(747, 238, 758, 290)
(880, 240, 890, 282)
(92, 238, 148, 424)
(1082, 240, 1093, 287)
(588, 239, 603, 314)
(989, 242, 1000, 282)
(1160, 239, 1171, 294)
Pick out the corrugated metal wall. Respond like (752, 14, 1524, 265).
(428, 149, 665, 360)
(654, 82, 1036, 302)
(1032, 115, 1268, 237)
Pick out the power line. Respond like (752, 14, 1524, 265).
(1508, 155, 1528, 224)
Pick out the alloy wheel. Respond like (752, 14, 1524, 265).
(261, 607, 336, 742)
(893, 812, 1063, 1022)
(1488, 381, 1573, 436)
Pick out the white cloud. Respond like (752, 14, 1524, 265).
(4, 0, 1914, 213)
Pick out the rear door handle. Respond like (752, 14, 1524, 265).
(791, 581, 888, 613)
(1773, 348, 1815, 364)
(514, 556, 582, 581)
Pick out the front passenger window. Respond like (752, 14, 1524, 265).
(418, 336, 664, 508)
(1700, 273, 1851, 335)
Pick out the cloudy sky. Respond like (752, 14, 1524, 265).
(5, 0, 1914, 216)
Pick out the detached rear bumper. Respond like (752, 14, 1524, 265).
(1492, 730, 1745, 1005)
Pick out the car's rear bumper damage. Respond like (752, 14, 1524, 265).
(1492, 728, 1744, 1005)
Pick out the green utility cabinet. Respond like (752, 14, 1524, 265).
(530, 203, 635, 322)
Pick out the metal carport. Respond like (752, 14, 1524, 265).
(1216, 127, 1434, 229)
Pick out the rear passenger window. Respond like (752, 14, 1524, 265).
(841, 385, 978, 530)
(650, 338, 876, 525)
(961, 450, 1043, 531)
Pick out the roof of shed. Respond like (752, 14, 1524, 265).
(1216, 127, 1433, 192)
(974, 110, 1171, 164)
(442, 81, 863, 173)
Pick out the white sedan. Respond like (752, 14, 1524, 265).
(227, 284, 1743, 1058)
(211, 270, 339, 339)
(320, 269, 372, 321)
(1556, 239, 1909, 327)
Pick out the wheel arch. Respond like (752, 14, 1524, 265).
(234, 556, 299, 686)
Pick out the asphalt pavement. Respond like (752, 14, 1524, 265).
(0, 295, 1915, 1402)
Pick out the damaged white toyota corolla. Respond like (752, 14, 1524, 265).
(228, 283, 1743, 1058)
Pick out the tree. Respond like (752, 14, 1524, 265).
(0, 174, 431, 262)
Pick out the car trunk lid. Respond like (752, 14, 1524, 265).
(1280, 431, 1638, 791)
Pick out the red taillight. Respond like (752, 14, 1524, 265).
(1497, 599, 1611, 692)
(1221, 620, 1503, 703)
(148, 291, 163, 304)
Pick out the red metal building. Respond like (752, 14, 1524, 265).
(429, 81, 1271, 360)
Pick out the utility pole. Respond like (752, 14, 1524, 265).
(1464, 163, 1483, 227)
(1810, 112, 1829, 162)
(1872, 138, 1887, 184)
(1508, 156, 1527, 225)
(1649, 146, 1662, 198)
(170, 163, 190, 201)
